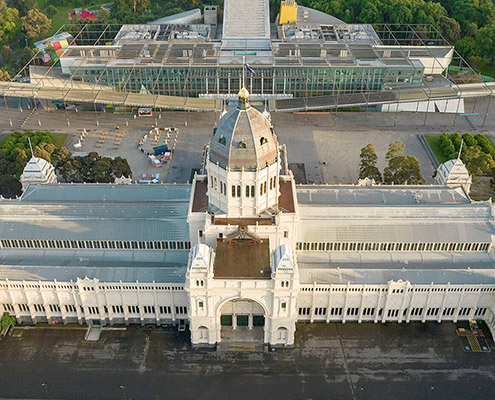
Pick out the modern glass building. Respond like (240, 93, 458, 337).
(56, 0, 454, 100)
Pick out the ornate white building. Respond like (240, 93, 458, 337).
(1, 88, 495, 347)
(20, 156, 57, 191)
(434, 157, 472, 194)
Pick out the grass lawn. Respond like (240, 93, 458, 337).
(479, 63, 495, 79)
(37, 0, 110, 36)
(424, 135, 448, 164)
(52, 133, 69, 148)
(0, 133, 68, 149)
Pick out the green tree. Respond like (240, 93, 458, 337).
(45, 5, 58, 18)
(438, 16, 460, 43)
(1, 44, 13, 62)
(112, 156, 132, 178)
(451, 0, 495, 34)
(383, 141, 424, 184)
(0, 312, 15, 331)
(7, 0, 35, 17)
(467, 56, 484, 71)
(0, 69, 10, 80)
(21, 9, 51, 41)
(359, 143, 382, 182)
(132, 0, 150, 13)
(455, 37, 481, 61)
(476, 24, 495, 64)
(462, 133, 477, 147)
(98, 8, 110, 20)
(464, 145, 495, 182)
(0, 6, 19, 45)
(16, 46, 37, 70)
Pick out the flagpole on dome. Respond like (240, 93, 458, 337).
(242, 55, 246, 89)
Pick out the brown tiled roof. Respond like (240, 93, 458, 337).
(191, 179, 208, 212)
(279, 180, 295, 213)
(213, 238, 271, 279)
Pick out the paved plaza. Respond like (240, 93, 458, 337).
(1, 97, 494, 185)
(0, 322, 494, 399)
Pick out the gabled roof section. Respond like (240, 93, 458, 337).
(436, 158, 471, 183)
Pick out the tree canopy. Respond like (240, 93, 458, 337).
(383, 141, 424, 184)
(359, 143, 382, 182)
(0, 312, 15, 331)
(57, 152, 132, 183)
(8, 0, 36, 17)
(21, 9, 51, 41)
(0, 4, 19, 45)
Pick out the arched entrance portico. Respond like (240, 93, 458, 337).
(218, 299, 266, 343)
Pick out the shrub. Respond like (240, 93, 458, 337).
(45, 5, 58, 18)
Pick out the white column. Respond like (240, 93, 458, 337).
(94, 279, 103, 325)
(54, 280, 66, 324)
(421, 283, 434, 323)
(103, 284, 113, 325)
(136, 281, 144, 325)
(170, 286, 176, 323)
(438, 283, 450, 322)
(153, 281, 160, 326)
(309, 282, 316, 323)
(23, 281, 36, 323)
(453, 286, 466, 322)
(398, 285, 409, 323)
(326, 285, 333, 323)
(471, 286, 483, 320)
(71, 280, 83, 325)
(358, 285, 366, 323)
(120, 281, 129, 325)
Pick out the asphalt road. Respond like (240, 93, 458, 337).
(0, 321, 494, 400)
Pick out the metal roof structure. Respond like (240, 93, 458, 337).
(298, 251, 495, 284)
(0, 202, 189, 242)
(296, 185, 471, 205)
(0, 183, 193, 244)
(22, 183, 191, 203)
(299, 266, 495, 285)
(222, 0, 270, 40)
(295, 184, 495, 244)
(0, 249, 187, 283)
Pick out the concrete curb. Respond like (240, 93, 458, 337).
(418, 134, 439, 169)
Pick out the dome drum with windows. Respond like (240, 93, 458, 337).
(209, 87, 278, 172)
(206, 87, 281, 217)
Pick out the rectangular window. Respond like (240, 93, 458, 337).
(237, 185, 241, 197)
(232, 185, 236, 197)
(3, 303, 14, 313)
(159, 306, 171, 314)
(251, 185, 255, 197)
(246, 186, 250, 197)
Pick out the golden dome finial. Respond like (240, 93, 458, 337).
(238, 86, 250, 109)
(238, 86, 249, 101)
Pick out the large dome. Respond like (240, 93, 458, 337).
(209, 88, 278, 171)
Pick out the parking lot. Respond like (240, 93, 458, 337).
(0, 323, 495, 400)
(0, 321, 494, 400)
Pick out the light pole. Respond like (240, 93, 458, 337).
(41, 383, 50, 399)
(120, 385, 127, 400)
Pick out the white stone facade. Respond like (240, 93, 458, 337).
(2, 89, 495, 349)
(206, 159, 280, 217)
(20, 157, 57, 191)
